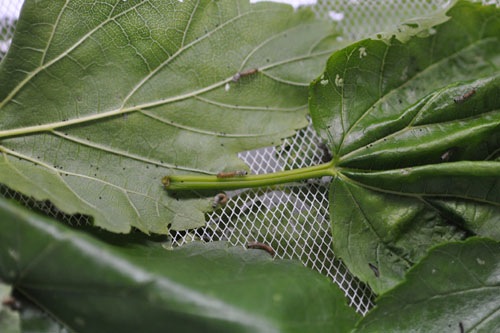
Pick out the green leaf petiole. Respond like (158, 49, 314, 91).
(163, 162, 337, 191)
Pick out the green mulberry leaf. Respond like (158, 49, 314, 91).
(354, 238, 500, 333)
(0, 0, 340, 234)
(0, 197, 360, 333)
(309, 1, 500, 294)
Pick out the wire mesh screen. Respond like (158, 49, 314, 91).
(0, 0, 20, 57)
(1, 0, 486, 317)
(169, 122, 376, 314)
(311, 0, 453, 40)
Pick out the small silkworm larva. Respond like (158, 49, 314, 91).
(232, 68, 258, 82)
(454, 89, 476, 104)
(440, 147, 458, 162)
(368, 263, 380, 278)
(317, 141, 333, 163)
(247, 241, 275, 257)
(161, 176, 171, 187)
(216, 170, 248, 178)
(212, 193, 228, 208)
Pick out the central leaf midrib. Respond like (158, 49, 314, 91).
(1, 23, 335, 141)
(0, 42, 336, 140)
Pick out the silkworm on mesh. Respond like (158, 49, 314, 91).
(454, 89, 476, 104)
(368, 263, 380, 278)
(232, 68, 258, 82)
(216, 170, 248, 178)
(247, 241, 275, 257)
(212, 193, 228, 208)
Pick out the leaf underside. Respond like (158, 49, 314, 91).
(309, 1, 500, 294)
(0, 0, 340, 234)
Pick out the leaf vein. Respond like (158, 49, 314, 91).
(51, 130, 211, 174)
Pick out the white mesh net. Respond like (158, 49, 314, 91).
(170, 121, 376, 313)
(0, 1, 19, 56)
(1, 0, 491, 317)
(312, 0, 454, 39)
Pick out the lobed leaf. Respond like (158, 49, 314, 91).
(0, 0, 340, 234)
(309, 1, 500, 294)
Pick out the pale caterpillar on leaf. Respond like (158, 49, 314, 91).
(232, 68, 258, 82)
(216, 170, 248, 178)
(454, 89, 476, 103)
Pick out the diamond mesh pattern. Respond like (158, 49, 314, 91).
(1, 0, 495, 317)
(312, 0, 452, 40)
(170, 122, 375, 314)
(0, 7, 18, 57)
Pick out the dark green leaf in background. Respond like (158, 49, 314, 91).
(0, 0, 340, 234)
(354, 238, 500, 333)
(309, 1, 500, 294)
(0, 197, 360, 333)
